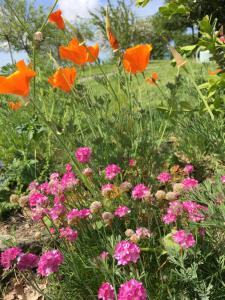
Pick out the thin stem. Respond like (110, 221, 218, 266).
(39, 0, 59, 32)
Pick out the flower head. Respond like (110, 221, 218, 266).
(118, 279, 147, 300)
(114, 240, 140, 265)
(75, 147, 92, 164)
(105, 164, 121, 180)
(183, 164, 194, 174)
(49, 9, 65, 30)
(0, 247, 22, 269)
(0, 60, 36, 97)
(59, 227, 78, 242)
(132, 184, 150, 200)
(172, 230, 196, 249)
(114, 206, 131, 218)
(17, 253, 39, 271)
(37, 250, 63, 276)
(98, 282, 115, 300)
(123, 44, 152, 74)
(48, 67, 76, 92)
(157, 172, 171, 183)
(182, 178, 199, 190)
(135, 227, 151, 239)
(221, 175, 225, 183)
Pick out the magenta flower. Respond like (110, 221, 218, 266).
(67, 208, 91, 222)
(183, 164, 194, 174)
(99, 251, 109, 260)
(49, 203, 66, 220)
(59, 227, 78, 242)
(162, 213, 177, 224)
(61, 171, 78, 190)
(65, 163, 72, 172)
(101, 184, 115, 197)
(105, 164, 121, 180)
(37, 250, 64, 276)
(221, 175, 225, 183)
(114, 206, 131, 218)
(0, 247, 22, 269)
(29, 192, 48, 207)
(136, 227, 151, 239)
(157, 172, 171, 183)
(132, 184, 150, 200)
(114, 240, 140, 265)
(183, 201, 207, 222)
(129, 159, 136, 167)
(172, 230, 196, 249)
(79, 208, 91, 219)
(17, 253, 39, 271)
(98, 282, 115, 300)
(182, 178, 199, 190)
(118, 279, 147, 300)
(38, 182, 50, 194)
(75, 147, 92, 164)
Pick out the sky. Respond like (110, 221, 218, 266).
(0, 0, 164, 67)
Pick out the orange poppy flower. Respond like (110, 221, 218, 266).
(59, 38, 99, 65)
(0, 60, 36, 97)
(105, 7, 119, 51)
(146, 72, 159, 85)
(87, 44, 99, 62)
(8, 101, 23, 111)
(123, 44, 152, 74)
(48, 67, 77, 92)
(48, 9, 65, 30)
(208, 68, 222, 75)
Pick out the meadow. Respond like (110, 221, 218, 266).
(0, 1, 225, 300)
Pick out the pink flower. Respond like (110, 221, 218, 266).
(75, 147, 92, 164)
(101, 184, 115, 197)
(168, 201, 183, 215)
(59, 227, 78, 242)
(162, 213, 177, 224)
(172, 230, 196, 249)
(28, 180, 39, 191)
(183, 201, 207, 222)
(114, 206, 131, 218)
(157, 172, 171, 183)
(38, 182, 50, 194)
(61, 171, 78, 190)
(79, 208, 91, 219)
(67, 208, 91, 222)
(65, 163, 72, 172)
(114, 240, 140, 265)
(82, 167, 93, 177)
(49, 203, 66, 220)
(136, 227, 151, 239)
(29, 192, 48, 207)
(183, 164, 194, 174)
(105, 164, 121, 180)
(220, 36, 225, 43)
(221, 175, 225, 183)
(31, 207, 49, 222)
(129, 159, 136, 167)
(132, 184, 150, 200)
(17, 253, 39, 271)
(99, 251, 109, 260)
(37, 250, 63, 276)
(182, 178, 199, 190)
(98, 282, 115, 300)
(118, 279, 147, 300)
(0, 247, 22, 269)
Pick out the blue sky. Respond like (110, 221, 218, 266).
(0, 0, 164, 67)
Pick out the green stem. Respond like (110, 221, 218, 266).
(39, 0, 59, 32)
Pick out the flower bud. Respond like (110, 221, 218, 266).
(18, 195, 28, 208)
(173, 183, 184, 193)
(125, 229, 134, 237)
(34, 31, 43, 42)
(10, 194, 19, 204)
(165, 192, 178, 201)
(120, 181, 132, 192)
(34, 231, 41, 240)
(155, 190, 166, 201)
(90, 201, 102, 214)
(102, 212, 114, 225)
(82, 167, 93, 177)
(130, 234, 140, 243)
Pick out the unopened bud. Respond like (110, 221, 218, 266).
(165, 192, 178, 201)
(34, 31, 43, 42)
(90, 201, 102, 214)
(155, 190, 166, 201)
(10, 194, 19, 204)
(125, 229, 134, 237)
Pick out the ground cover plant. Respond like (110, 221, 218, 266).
(0, 0, 224, 299)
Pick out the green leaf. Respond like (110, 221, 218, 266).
(199, 16, 212, 35)
(136, 0, 151, 7)
(180, 45, 197, 52)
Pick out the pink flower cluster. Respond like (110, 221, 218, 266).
(157, 172, 171, 183)
(0, 247, 22, 269)
(182, 178, 199, 190)
(105, 164, 121, 180)
(118, 279, 147, 300)
(59, 227, 78, 242)
(221, 175, 225, 183)
(17, 253, 39, 271)
(67, 208, 91, 222)
(162, 201, 207, 224)
(75, 147, 92, 164)
(183, 164, 194, 174)
(49, 203, 66, 220)
(98, 279, 147, 300)
(172, 230, 196, 249)
(114, 240, 140, 265)
(136, 227, 151, 239)
(98, 282, 115, 300)
(37, 250, 63, 276)
(114, 206, 131, 218)
(132, 184, 150, 200)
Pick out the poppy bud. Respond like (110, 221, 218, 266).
(105, 6, 119, 51)
(34, 31, 43, 42)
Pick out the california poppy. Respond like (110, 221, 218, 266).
(59, 38, 99, 65)
(0, 60, 36, 97)
(105, 7, 119, 51)
(208, 68, 222, 75)
(123, 44, 152, 74)
(146, 72, 159, 85)
(48, 67, 76, 92)
(8, 101, 23, 111)
(48, 9, 65, 30)
(168, 46, 186, 68)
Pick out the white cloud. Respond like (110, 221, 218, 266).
(58, 0, 100, 21)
